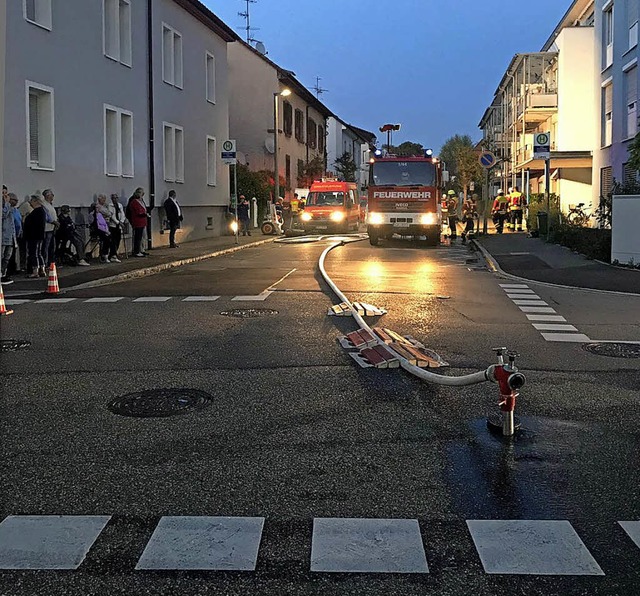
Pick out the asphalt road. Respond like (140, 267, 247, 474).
(1, 235, 640, 595)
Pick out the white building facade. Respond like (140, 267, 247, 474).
(326, 117, 374, 190)
(2, 0, 236, 245)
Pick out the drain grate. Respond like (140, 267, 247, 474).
(583, 342, 640, 359)
(220, 308, 278, 318)
(1, 339, 32, 352)
(108, 388, 212, 418)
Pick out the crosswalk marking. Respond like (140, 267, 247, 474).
(36, 298, 77, 304)
(182, 296, 221, 301)
(467, 520, 604, 576)
(4, 299, 31, 305)
(499, 284, 530, 289)
(133, 297, 171, 302)
(232, 290, 274, 301)
(519, 306, 557, 314)
(0, 515, 111, 570)
(532, 324, 579, 332)
(526, 314, 567, 322)
(619, 521, 640, 549)
(541, 333, 592, 343)
(84, 297, 124, 303)
(311, 518, 429, 574)
(505, 290, 537, 295)
(136, 516, 264, 571)
(513, 299, 549, 306)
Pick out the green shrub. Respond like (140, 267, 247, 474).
(526, 193, 561, 232)
(550, 225, 612, 262)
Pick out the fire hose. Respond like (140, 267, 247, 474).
(319, 240, 526, 435)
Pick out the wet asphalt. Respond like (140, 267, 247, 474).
(1, 236, 640, 595)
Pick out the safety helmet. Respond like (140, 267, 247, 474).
(508, 187, 513, 193)
(447, 190, 456, 195)
(497, 190, 504, 195)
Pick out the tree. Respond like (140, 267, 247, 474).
(383, 141, 425, 157)
(439, 134, 482, 200)
(334, 152, 357, 182)
(298, 155, 324, 187)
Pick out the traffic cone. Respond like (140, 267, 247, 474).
(46, 263, 60, 294)
(0, 282, 13, 316)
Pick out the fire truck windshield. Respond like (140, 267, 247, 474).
(370, 161, 436, 187)
(306, 192, 345, 206)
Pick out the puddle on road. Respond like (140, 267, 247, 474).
(445, 416, 640, 520)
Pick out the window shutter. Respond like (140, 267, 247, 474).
(605, 84, 613, 113)
(25, 0, 36, 22)
(29, 92, 39, 164)
(627, 67, 638, 105)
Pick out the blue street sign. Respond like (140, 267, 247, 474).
(479, 151, 497, 169)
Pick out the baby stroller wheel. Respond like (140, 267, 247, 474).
(261, 221, 275, 235)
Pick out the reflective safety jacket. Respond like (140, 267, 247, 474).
(510, 192, 525, 210)
(493, 196, 510, 214)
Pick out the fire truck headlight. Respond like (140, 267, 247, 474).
(300, 212, 312, 222)
(420, 213, 436, 225)
(368, 212, 384, 225)
(330, 211, 345, 222)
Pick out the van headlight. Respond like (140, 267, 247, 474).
(300, 212, 312, 222)
(331, 211, 345, 222)
(368, 212, 384, 225)
(420, 213, 436, 225)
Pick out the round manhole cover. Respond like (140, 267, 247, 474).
(107, 389, 212, 418)
(1, 339, 32, 352)
(220, 308, 278, 318)
(583, 342, 640, 359)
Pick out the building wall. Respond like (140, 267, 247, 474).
(3, 0, 150, 205)
(325, 117, 343, 176)
(0, 0, 6, 185)
(152, 0, 231, 240)
(228, 42, 278, 173)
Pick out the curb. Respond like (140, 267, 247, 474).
(10, 238, 276, 297)
(471, 240, 640, 298)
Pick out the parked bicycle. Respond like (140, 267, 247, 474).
(567, 203, 592, 226)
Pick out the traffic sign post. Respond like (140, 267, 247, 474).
(478, 151, 497, 235)
(222, 140, 239, 243)
(478, 151, 496, 169)
(533, 132, 550, 160)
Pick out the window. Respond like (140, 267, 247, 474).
(603, 4, 614, 69)
(104, 105, 134, 177)
(625, 66, 638, 138)
(307, 117, 317, 149)
(26, 82, 55, 170)
(103, 0, 131, 66)
(600, 166, 613, 200)
(163, 123, 184, 182)
(629, 0, 639, 49)
(623, 162, 638, 185)
(317, 122, 325, 152)
(162, 24, 183, 88)
(283, 101, 293, 137)
(297, 159, 305, 183)
(294, 109, 304, 143)
(24, 0, 52, 30)
(207, 136, 217, 186)
(602, 82, 613, 146)
(206, 52, 216, 103)
(285, 155, 291, 189)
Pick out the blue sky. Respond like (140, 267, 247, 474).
(205, 0, 569, 152)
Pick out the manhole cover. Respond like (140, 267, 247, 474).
(220, 308, 278, 318)
(107, 389, 212, 418)
(1, 339, 31, 352)
(583, 342, 640, 359)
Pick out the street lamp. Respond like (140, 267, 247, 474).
(273, 89, 291, 206)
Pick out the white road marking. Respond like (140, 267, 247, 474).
(526, 314, 567, 322)
(84, 297, 124, 303)
(0, 515, 111, 570)
(232, 290, 273, 301)
(133, 297, 172, 302)
(36, 298, 77, 304)
(4, 299, 32, 305)
(505, 290, 537, 296)
(268, 268, 298, 290)
(467, 520, 604, 575)
(619, 521, 640, 549)
(532, 324, 579, 332)
(135, 516, 264, 571)
(541, 333, 591, 343)
(499, 284, 530, 289)
(310, 518, 429, 574)
(182, 296, 221, 302)
(519, 306, 557, 314)
(512, 299, 549, 306)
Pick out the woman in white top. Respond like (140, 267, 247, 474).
(107, 193, 126, 262)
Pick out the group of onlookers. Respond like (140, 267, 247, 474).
(1, 185, 180, 285)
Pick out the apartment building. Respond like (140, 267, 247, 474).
(0, 0, 6, 184)
(326, 117, 375, 189)
(228, 40, 331, 198)
(479, 0, 596, 213)
(593, 0, 639, 197)
(2, 0, 236, 245)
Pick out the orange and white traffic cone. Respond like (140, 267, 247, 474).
(0, 282, 13, 316)
(46, 263, 60, 294)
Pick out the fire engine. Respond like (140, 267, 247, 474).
(366, 151, 446, 246)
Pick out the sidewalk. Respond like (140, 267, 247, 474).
(474, 232, 640, 295)
(5, 233, 274, 297)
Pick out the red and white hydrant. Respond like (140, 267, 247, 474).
(491, 347, 526, 436)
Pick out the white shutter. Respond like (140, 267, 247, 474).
(29, 92, 40, 164)
(25, 0, 36, 22)
(121, 112, 133, 177)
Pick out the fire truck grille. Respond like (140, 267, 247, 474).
(390, 218, 414, 223)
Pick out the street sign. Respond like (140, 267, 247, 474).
(479, 151, 496, 169)
(534, 132, 551, 160)
(222, 139, 237, 165)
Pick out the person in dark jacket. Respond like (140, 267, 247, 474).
(163, 190, 183, 248)
(23, 195, 47, 278)
(237, 195, 251, 236)
(126, 187, 149, 257)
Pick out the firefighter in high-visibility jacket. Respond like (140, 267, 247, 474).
(492, 190, 510, 234)
(505, 187, 514, 229)
(509, 186, 525, 232)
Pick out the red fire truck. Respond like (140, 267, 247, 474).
(366, 153, 445, 246)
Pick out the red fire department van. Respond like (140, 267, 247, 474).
(300, 180, 361, 233)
